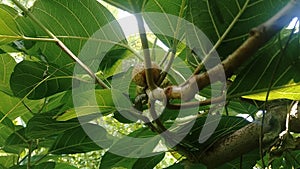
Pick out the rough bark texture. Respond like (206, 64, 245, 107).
(197, 101, 290, 168)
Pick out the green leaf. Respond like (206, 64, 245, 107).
(269, 150, 300, 169)
(103, 0, 148, 13)
(9, 165, 26, 169)
(106, 127, 163, 160)
(4, 128, 27, 154)
(0, 154, 18, 168)
(0, 91, 42, 122)
(100, 152, 165, 169)
(217, 149, 259, 169)
(54, 163, 79, 169)
(132, 153, 165, 169)
(57, 89, 131, 121)
(0, 5, 21, 45)
(182, 116, 249, 150)
(99, 48, 134, 79)
(165, 162, 206, 169)
(50, 123, 111, 154)
(0, 123, 13, 146)
(10, 61, 73, 99)
(25, 112, 80, 139)
(228, 36, 300, 101)
(0, 112, 14, 130)
(143, 0, 186, 48)
(30, 0, 126, 69)
(0, 54, 16, 95)
(164, 163, 184, 169)
(187, 0, 289, 60)
(99, 152, 137, 169)
(8, 162, 56, 169)
(34, 162, 56, 169)
(227, 99, 258, 116)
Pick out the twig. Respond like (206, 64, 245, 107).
(159, 49, 171, 66)
(135, 14, 157, 90)
(151, 37, 158, 60)
(0, 35, 56, 42)
(11, 0, 109, 89)
(166, 95, 225, 109)
(157, 50, 176, 86)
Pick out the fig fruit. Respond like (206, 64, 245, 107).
(132, 62, 161, 87)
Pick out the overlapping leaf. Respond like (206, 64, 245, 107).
(0, 155, 17, 168)
(0, 5, 21, 45)
(100, 151, 165, 169)
(25, 112, 80, 139)
(103, 0, 148, 12)
(50, 123, 111, 154)
(217, 149, 259, 169)
(29, 0, 127, 69)
(182, 116, 249, 150)
(187, 0, 289, 60)
(4, 128, 27, 154)
(0, 54, 16, 95)
(228, 36, 300, 100)
(104, 0, 186, 49)
(0, 91, 43, 122)
(10, 61, 73, 99)
(56, 89, 120, 121)
(0, 123, 13, 146)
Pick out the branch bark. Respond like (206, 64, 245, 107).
(165, 0, 300, 101)
(197, 100, 300, 168)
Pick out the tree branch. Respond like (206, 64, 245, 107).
(165, 0, 300, 101)
(197, 100, 292, 168)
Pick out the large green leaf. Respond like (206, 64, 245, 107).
(54, 163, 79, 169)
(29, 0, 127, 69)
(4, 128, 28, 154)
(0, 54, 16, 95)
(99, 152, 138, 169)
(105, 0, 186, 49)
(146, 0, 186, 45)
(100, 152, 165, 169)
(103, 0, 148, 13)
(182, 116, 249, 150)
(165, 162, 206, 169)
(0, 112, 14, 130)
(217, 149, 259, 169)
(50, 123, 110, 154)
(33, 162, 55, 169)
(226, 99, 258, 116)
(108, 127, 162, 158)
(0, 154, 17, 168)
(0, 123, 13, 147)
(25, 112, 80, 139)
(56, 89, 132, 121)
(228, 36, 300, 100)
(0, 91, 43, 122)
(10, 61, 73, 99)
(0, 5, 21, 45)
(9, 162, 56, 169)
(132, 153, 165, 169)
(187, 0, 289, 60)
